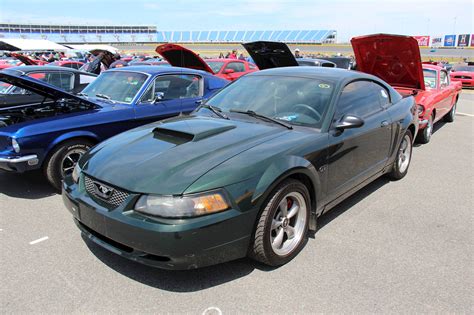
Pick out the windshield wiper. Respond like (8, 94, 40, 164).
(230, 109, 293, 129)
(200, 104, 229, 120)
(76, 92, 88, 98)
(95, 93, 115, 103)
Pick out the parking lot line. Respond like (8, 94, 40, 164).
(29, 236, 49, 245)
(457, 112, 474, 117)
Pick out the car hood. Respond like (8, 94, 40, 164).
(82, 115, 290, 195)
(155, 44, 215, 74)
(0, 71, 97, 106)
(10, 53, 41, 66)
(242, 41, 299, 70)
(351, 34, 425, 90)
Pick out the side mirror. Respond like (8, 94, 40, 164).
(153, 92, 165, 103)
(223, 68, 235, 74)
(334, 115, 364, 130)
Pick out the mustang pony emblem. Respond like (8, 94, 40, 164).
(93, 182, 114, 199)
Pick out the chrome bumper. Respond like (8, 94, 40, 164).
(0, 154, 39, 165)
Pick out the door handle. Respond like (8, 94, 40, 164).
(381, 121, 389, 127)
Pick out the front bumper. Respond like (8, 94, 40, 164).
(0, 154, 39, 172)
(62, 176, 256, 270)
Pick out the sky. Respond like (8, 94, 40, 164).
(0, 0, 473, 42)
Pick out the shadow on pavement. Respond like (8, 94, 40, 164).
(0, 170, 56, 199)
(84, 176, 392, 292)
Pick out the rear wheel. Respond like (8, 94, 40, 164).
(44, 139, 93, 191)
(250, 179, 310, 266)
(416, 114, 433, 144)
(388, 130, 413, 180)
(444, 100, 457, 122)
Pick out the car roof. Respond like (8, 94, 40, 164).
(422, 64, 443, 71)
(247, 66, 375, 81)
(110, 65, 213, 76)
(5, 65, 96, 76)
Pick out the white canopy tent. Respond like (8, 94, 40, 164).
(0, 38, 69, 51)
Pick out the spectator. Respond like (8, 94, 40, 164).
(225, 51, 230, 58)
(109, 53, 128, 68)
(294, 48, 302, 58)
(238, 53, 246, 61)
(229, 50, 237, 59)
(218, 52, 225, 58)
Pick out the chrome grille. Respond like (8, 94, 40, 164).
(455, 75, 472, 79)
(84, 175, 130, 209)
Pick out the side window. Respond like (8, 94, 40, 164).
(225, 62, 246, 73)
(335, 81, 383, 120)
(27, 72, 74, 91)
(440, 71, 449, 87)
(139, 74, 203, 103)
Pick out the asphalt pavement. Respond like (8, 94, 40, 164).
(1, 92, 473, 313)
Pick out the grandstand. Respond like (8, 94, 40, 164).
(0, 24, 336, 44)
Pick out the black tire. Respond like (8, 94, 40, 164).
(44, 139, 93, 191)
(388, 130, 413, 180)
(249, 179, 310, 266)
(444, 100, 457, 123)
(416, 114, 433, 144)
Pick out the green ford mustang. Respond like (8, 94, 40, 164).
(63, 59, 418, 269)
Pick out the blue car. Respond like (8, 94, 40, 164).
(0, 66, 228, 189)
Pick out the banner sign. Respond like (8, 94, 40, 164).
(457, 34, 470, 47)
(431, 36, 443, 47)
(471, 34, 474, 47)
(413, 36, 430, 46)
(444, 35, 456, 47)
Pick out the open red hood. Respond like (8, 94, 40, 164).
(155, 44, 214, 74)
(10, 52, 45, 66)
(351, 34, 425, 90)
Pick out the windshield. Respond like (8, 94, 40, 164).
(206, 61, 225, 73)
(81, 71, 148, 103)
(453, 66, 474, 72)
(423, 69, 437, 89)
(206, 75, 334, 128)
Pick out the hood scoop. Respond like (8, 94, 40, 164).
(153, 117, 236, 144)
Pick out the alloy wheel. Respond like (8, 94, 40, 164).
(60, 148, 86, 178)
(270, 191, 307, 256)
(398, 134, 412, 174)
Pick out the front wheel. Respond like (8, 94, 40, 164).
(416, 114, 433, 144)
(388, 130, 413, 180)
(250, 179, 310, 266)
(44, 139, 93, 191)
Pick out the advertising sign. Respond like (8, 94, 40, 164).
(444, 35, 456, 47)
(431, 36, 443, 47)
(413, 36, 430, 46)
(457, 34, 470, 47)
(471, 34, 474, 47)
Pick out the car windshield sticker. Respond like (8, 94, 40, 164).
(277, 114, 298, 121)
(318, 83, 331, 89)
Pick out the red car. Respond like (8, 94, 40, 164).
(351, 34, 462, 144)
(204, 58, 258, 81)
(155, 44, 257, 81)
(48, 60, 84, 70)
(449, 65, 474, 88)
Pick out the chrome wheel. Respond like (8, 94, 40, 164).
(270, 192, 307, 256)
(397, 134, 412, 174)
(425, 117, 433, 140)
(60, 148, 86, 178)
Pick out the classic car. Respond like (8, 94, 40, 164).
(155, 44, 256, 81)
(48, 60, 85, 70)
(449, 65, 474, 88)
(0, 58, 23, 70)
(351, 34, 462, 143)
(296, 58, 336, 67)
(63, 41, 418, 270)
(0, 66, 228, 189)
(0, 66, 97, 108)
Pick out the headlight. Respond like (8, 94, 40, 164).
(134, 190, 230, 218)
(417, 105, 425, 116)
(72, 163, 81, 184)
(11, 138, 20, 153)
